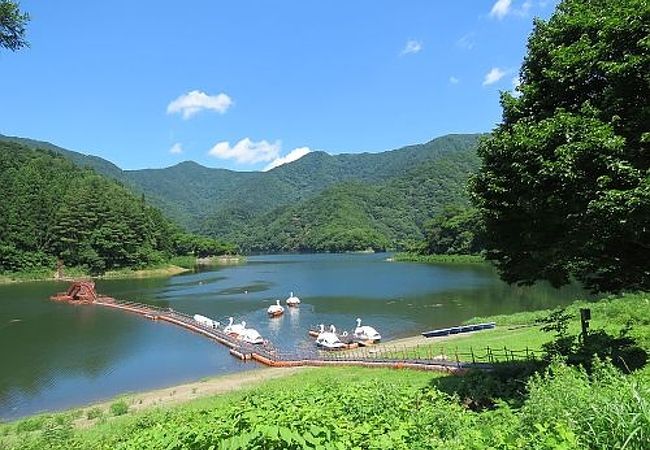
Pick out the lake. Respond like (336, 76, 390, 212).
(0, 253, 587, 419)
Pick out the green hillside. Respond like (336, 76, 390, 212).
(0, 140, 233, 276)
(0, 133, 482, 252)
(233, 145, 480, 252)
(0, 134, 125, 181)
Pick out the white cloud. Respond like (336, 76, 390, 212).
(449, 76, 460, 84)
(169, 143, 183, 154)
(456, 33, 476, 50)
(489, 0, 512, 19)
(489, 0, 534, 19)
(167, 90, 233, 119)
(401, 39, 423, 55)
(208, 138, 280, 164)
(520, 0, 533, 15)
(264, 147, 312, 171)
(483, 67, 507, 86)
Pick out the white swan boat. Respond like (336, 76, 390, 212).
(267, 299, 285, 317)
(224, 317, 246, 337)
(354, 318, 382, 342)
(286, 291, 301, 307)
(239, 325, 264, 345)
(315, 324, 347, 350)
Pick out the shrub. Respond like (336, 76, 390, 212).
(86, 408, 103, 420)
(109, 401, 128, 417)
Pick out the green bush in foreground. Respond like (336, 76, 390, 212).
(4, 361, 648, 450)
(109, 401, 128, 417)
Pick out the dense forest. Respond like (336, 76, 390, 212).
(229, 147, 480, 252)
(408, 205, 485, 256)
(0, 133, 481, 252)
(0, 141, 234, 275)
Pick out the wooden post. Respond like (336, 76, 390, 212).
(471, 346, 475, 364)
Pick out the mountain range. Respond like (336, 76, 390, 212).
(0, 133, 482, 252)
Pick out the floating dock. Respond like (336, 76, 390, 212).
(421, 322, 496, 338)
(51, 282, 491, 373)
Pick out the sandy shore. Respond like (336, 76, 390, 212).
(72, 367, 307, 428)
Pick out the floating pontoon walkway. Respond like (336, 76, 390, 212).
(51, 282, 493, 373)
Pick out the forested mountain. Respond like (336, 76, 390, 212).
(0, 134, 125, 181)
(230, 144, 481, 252)
(0, 133, 482, 252)
(0, 140, 233, 275)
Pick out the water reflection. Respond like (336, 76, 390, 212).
(0, 253, 592, 419)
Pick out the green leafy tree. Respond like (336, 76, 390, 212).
(471, 0, 649, 292)
(0, 0, 29, 51)
(422, 205, 484, 255)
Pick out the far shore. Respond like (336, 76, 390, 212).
(0, 264, 190, 285)
(0, 255, 247, 285)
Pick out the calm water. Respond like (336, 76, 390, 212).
(0, 253, 587, 419)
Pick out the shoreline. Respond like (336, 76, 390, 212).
(68, 366, 307, 428)
(391, 253, 486, 264)
(0, 264, 191, 285)
(0, 255, 247, 285)
(3, 367, 308, 426)
(8, 331, 473, 424)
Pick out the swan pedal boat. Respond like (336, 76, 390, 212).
(267, 300, 285, 317)
(285, 291, 301, 307)
(354, 318, 382, 343)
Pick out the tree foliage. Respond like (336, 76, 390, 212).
(418, 205, 485, 256)
(471, 0, 650, 292)
(0, 0, 29, 51)
(0, 141, 234, 275)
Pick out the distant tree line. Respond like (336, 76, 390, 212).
(0, 141, 235, 275)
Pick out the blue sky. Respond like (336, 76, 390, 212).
(0, 0, 557, 170)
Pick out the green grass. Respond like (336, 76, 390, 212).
(0, 266, 89, 284)
(0, 255, 246, 284)
(167, 255, 197, 269)
(2, 362, 648, 449)
(384, 292, 650, 363)
(393, 252, 485, 264)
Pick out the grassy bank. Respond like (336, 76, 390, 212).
(0, 266, 89, 284)
(0, 264, 189, 284)
(373, 292, 650, 363)
(0, 255, 246, 284)
(392, 252, 485, 264)
(1, 292, 648, 449)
